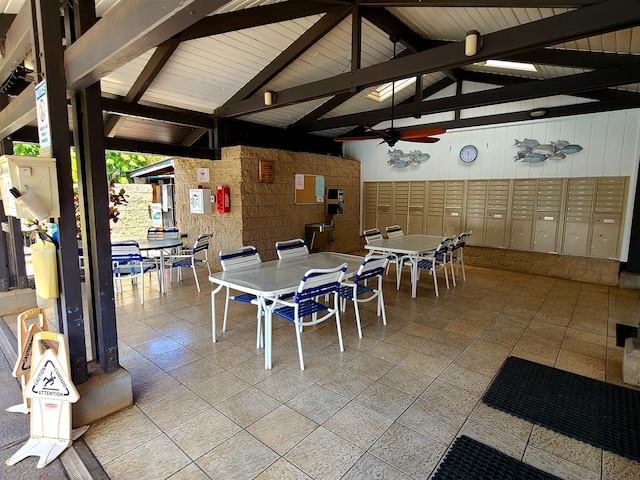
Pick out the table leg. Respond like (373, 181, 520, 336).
(260, 296, 275, 370)
(210, 284, 223, 343)
(159, 252, 166, 293)
(411, 255, 418, 298)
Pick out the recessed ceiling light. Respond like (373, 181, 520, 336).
(479, 59, 537, 72)
(367, 77, 416, 102)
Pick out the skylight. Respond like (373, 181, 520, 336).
(367, 77, 416, 102)
(480, 60, 537, 72)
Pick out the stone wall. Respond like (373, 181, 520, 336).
(174, 146, 361, 271)
(109, 183, 154, 241)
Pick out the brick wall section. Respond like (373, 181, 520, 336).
(464, 246, 620, 286)
(110, 183, 153, 241)
(174, 145, 361, 271)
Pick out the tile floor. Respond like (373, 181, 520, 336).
(9, 260, 640, 479)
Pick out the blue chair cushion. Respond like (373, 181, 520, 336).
(274, 300, 329, 323)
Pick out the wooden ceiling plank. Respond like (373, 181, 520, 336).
(65, 0, 233, 92)
(0, 82, 34, 139)
(225, 6, 350, 105)
(217, 0, 640, 118)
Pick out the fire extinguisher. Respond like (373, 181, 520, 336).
(216, 185, 230, 213)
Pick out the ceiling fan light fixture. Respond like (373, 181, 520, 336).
(529, 109, 547, 118)
(465, 30, 481, 56)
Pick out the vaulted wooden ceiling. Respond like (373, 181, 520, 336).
(0, 0, 639, 159)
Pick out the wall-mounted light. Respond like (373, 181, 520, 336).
(465, 30, 481, 57)
(264, 91, 275, 106)
(529, 109, 547, 118)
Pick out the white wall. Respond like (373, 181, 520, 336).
(344, 108, 640, 262)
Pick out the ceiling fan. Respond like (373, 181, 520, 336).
(335, 35, 446, 147)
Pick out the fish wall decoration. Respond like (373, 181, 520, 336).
(387, 149, 431, 168)
(513, 139, 583, 163)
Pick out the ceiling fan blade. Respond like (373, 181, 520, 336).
(403, 136, 441, 143)
(399, 127, 447, 140)
(334, 134, 382, 142)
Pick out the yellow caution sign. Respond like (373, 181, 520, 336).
(6, 331, 88, 469)
(7, 308, 51, 415)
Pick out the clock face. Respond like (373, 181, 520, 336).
(460, 145, 478, 163)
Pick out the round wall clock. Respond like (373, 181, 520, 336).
(460, 145, 478, 163)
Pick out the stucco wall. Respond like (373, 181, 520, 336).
(174, 146, 361, 271)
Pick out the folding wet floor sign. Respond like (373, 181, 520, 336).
(6, 331, 88, 469)
(7, 308, 51, 415)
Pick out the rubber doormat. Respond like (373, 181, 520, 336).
(431, 435, 560, 480)
(482, 356, 640, 462)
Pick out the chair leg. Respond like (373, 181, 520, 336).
(460, 254, 466, 281)
(256, 307, 263, 349)
(443, 262, 450, 289)
(432, 269, 439, 297)
(294, 319, 305, 370)
(353, 298, 363, 338)
(334, 299, 344, 353)
(192, 264, 201, 292)
(449, 256, 456, 287)
(223, 287, 231, 331)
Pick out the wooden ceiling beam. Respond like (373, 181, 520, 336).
(64, 0, 232, 92)
(0, 2, 33, 87)
(178, 0, 342, 41)
(307, 61, 640, 131)
(217, 0, 640, 118)
(0, 83, 34, 139)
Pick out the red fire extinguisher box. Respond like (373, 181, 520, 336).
(216, 185, 230, 213)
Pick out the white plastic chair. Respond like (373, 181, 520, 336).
(338, 254, 389, 338)
(275, 238, 309, 259)
(385, 224, 404, 238)
(272, 263, 347, 370)
(168, 233, 212, 292)
(219, 246, 264, 348)
(363, 228, 398, 278)
(451, 231, 472, 282)
(111, 240, 154, 304)
(415, 237, 456, 297)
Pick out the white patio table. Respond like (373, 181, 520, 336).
(137, 238, 183, 294)
(208, 252, 365, 369)
(364, 234, 442, 298)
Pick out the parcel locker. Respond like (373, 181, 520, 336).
(562, 178, 595, 256)
(484, 180, 510, 248)
(392, 182, 409, 232)
(465, 180, 487, 245)
(444, 209, 463, 237)
(427, 181, 445, 235)
(362, 182, 378, 230)
(590, 215, 621, 258)
(533, 214, 559, 252)
(509, 179, 536, 250)
(377, 182, 393, 228)
(408, 182, 426, 234)
(510, 218, 533, 250)
(485, 212, 508, 247)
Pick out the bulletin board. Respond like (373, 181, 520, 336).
(295, 174, 325, 204)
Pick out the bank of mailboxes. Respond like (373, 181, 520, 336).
(0, 155, 60, 219)
(363, 175, 628, 260)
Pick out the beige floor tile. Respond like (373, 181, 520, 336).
(438, 363, 493, 395)
(83, 407, 162, 465)
(166, 408, 241, 460)
(168, 357, 223, 387)
(148, 345, 204, 372)
(529, 425, 602, 473)
(469, 402, 533, 442)
(354, 381, 417, 420)
(215, 386, 281, 428)
(285, 426, 364, 479)
(247, 405, 318, 455)
(377, 364, 436, 396)
(602, 451, 640, 479)
(397, 398, 466, 445)
(166, 463, 210, 480)
(189, 371, 251, 406)
(255, 458, 312, 480)
(325, 402, 394, 449)
(366, 340, 412, 364)
(341, 453, 412, 479)
(523, 445, 600, 480)
(343, 352, 395, 380)
(141, 386, 211, 431)
(459, 420, 527, 459)
(368, 423, 448, 478)
(399, 351, 450, 377)
(318, 366, 376, 398)
(103, 434, 191, 480)
(555, 349, 606, 381)
(286, 383, 350, 424)
(419, 379, 479, 418)
(196, 430, 279, 479)
(255, 368, 315, 403)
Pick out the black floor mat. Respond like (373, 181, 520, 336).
(483, 356, 640, 462)
(431, 435, 560, 480)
